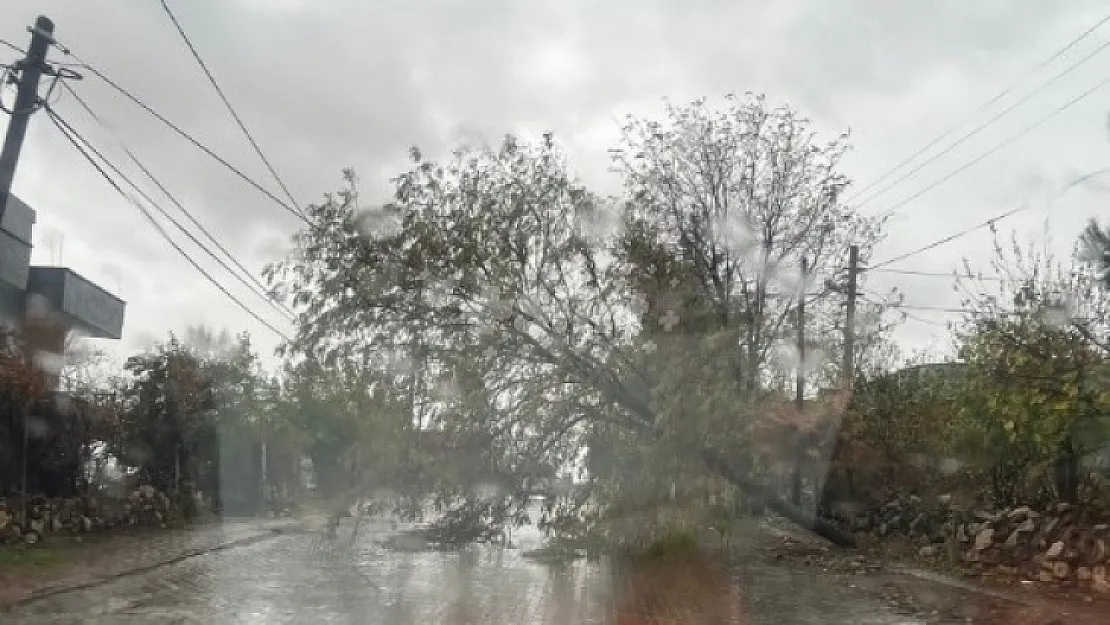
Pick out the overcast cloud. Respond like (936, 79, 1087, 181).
(4, 0, 1110, 369)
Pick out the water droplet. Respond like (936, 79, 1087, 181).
(435, 378, 461, 402)
(512, 315, 529, 334)
(354, 207, 402, 239)
(424, 282, 452, 309)
(771, 262, 806, 294)
(34, 350, 65, 376)
(658, 310, 680, 332)
(803, 348, 826, 375)
(1041, 300, 1075, 330)
(127, 443, 153, 465)
(486, 293, 515, 322)
(715, 212, 756, 255)
(744, 244, 769, 278)
(940, 457, 963, 476)
(24, 293, 51, 317)
(53, 393, 75, 415)
(474, 482, 502, 501)
(577, 206, 622, 245)
(25, 415, 50, 439)
(384, 352, 414, 376)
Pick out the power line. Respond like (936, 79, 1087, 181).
(45, 106, 292, 341)
(890, 304, 973, 314)
(900, 311, 952, 328)
(847, 10, 1110, 204)
(866, 267, 1006, 282)
(869, 72, 1110, 222)
(862, 292, 972, 315)
(50, 49, 311, 227)
(871, 204, 1029, 269)
(870, 161, 1110, 273)
(59, 81, 295, 319)
(158, 0, 305, 219)
(46, 106, 293, 325)
(0, 36, 25, 55)
(857, 37, 1110, 211)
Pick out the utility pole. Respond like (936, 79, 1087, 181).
(0, 16, 55, 221)
(260, 418, 268, 511)
(842, 245, 860, 389)
(791, 257, 807, 506)
(8, 15, 56, 524)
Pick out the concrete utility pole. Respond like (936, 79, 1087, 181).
(842, 245, 859, 388)
(0, 16, 55, 222)
(791, 257, 807, 506)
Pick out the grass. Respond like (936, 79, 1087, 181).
(0, 544, 77, 607)
(0, 544, 69, 570)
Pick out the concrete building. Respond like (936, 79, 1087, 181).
(0, 194, 125, 346)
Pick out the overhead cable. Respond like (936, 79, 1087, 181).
(51, 50, 310, 226)
(158, 0, 305, 219)
(46, 106, 292, 340)
(847, 10, 1110, 204)
(60, 81, 295, 319)
(867, 72, 1110, 225)
(858, 37, 1110, 212)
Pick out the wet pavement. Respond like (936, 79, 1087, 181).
(0, 519, 299, 607)
(5, 517, 939, 624)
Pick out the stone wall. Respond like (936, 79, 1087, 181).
(842, 495, 1110, 591)
(0, 486, 177, 544)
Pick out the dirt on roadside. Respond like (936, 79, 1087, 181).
(759, 523, 1110, 624)
(0, 536, 94, 606)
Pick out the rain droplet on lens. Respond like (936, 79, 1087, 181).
(773, 343, 800, 370)
(25, 415, 51, 439)
(25, 293, 52, 317)
(354, 207, 403, 239)
(1042, 301, 1073, 329)
(34, 350, 65, 376)
(435, 378, 461, 402)
(715, 212, 755, 255)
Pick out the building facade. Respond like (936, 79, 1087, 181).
(0, 194, 125, 345)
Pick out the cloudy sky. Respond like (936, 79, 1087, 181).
(4, 0, 1110, 370)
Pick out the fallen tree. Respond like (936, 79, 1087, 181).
(266, 96, 880, 549)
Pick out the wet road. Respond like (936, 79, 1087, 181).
(7, 518, 930, 624)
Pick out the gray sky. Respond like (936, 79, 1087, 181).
(4, 0, 1110, 370)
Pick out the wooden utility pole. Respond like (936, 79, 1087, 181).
(791, 257, 807, 506)
(0, 16, 54, 221)
(842, 245, 860, 388)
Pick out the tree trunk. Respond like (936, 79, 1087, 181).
(311, 449, 345, 501)
(1055, 442, 1079, 505)
(702, 449, 856, 548)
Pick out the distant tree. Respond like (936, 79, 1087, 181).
(114, 337, 215, 507)
(273, 356, 414, 507)
(1080, 218, 1110, 287)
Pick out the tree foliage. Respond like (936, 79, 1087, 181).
(0, 317, 79, 497)
(832, 229, 1110, 512)
(266, 95, 880, 545)
(953, 232, 1110, 506)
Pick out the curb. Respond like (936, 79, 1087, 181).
(1, 523, 302, 611)
(889, 565, 1036, 606)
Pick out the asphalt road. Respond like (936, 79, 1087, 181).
(5, 517, 932, 624)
